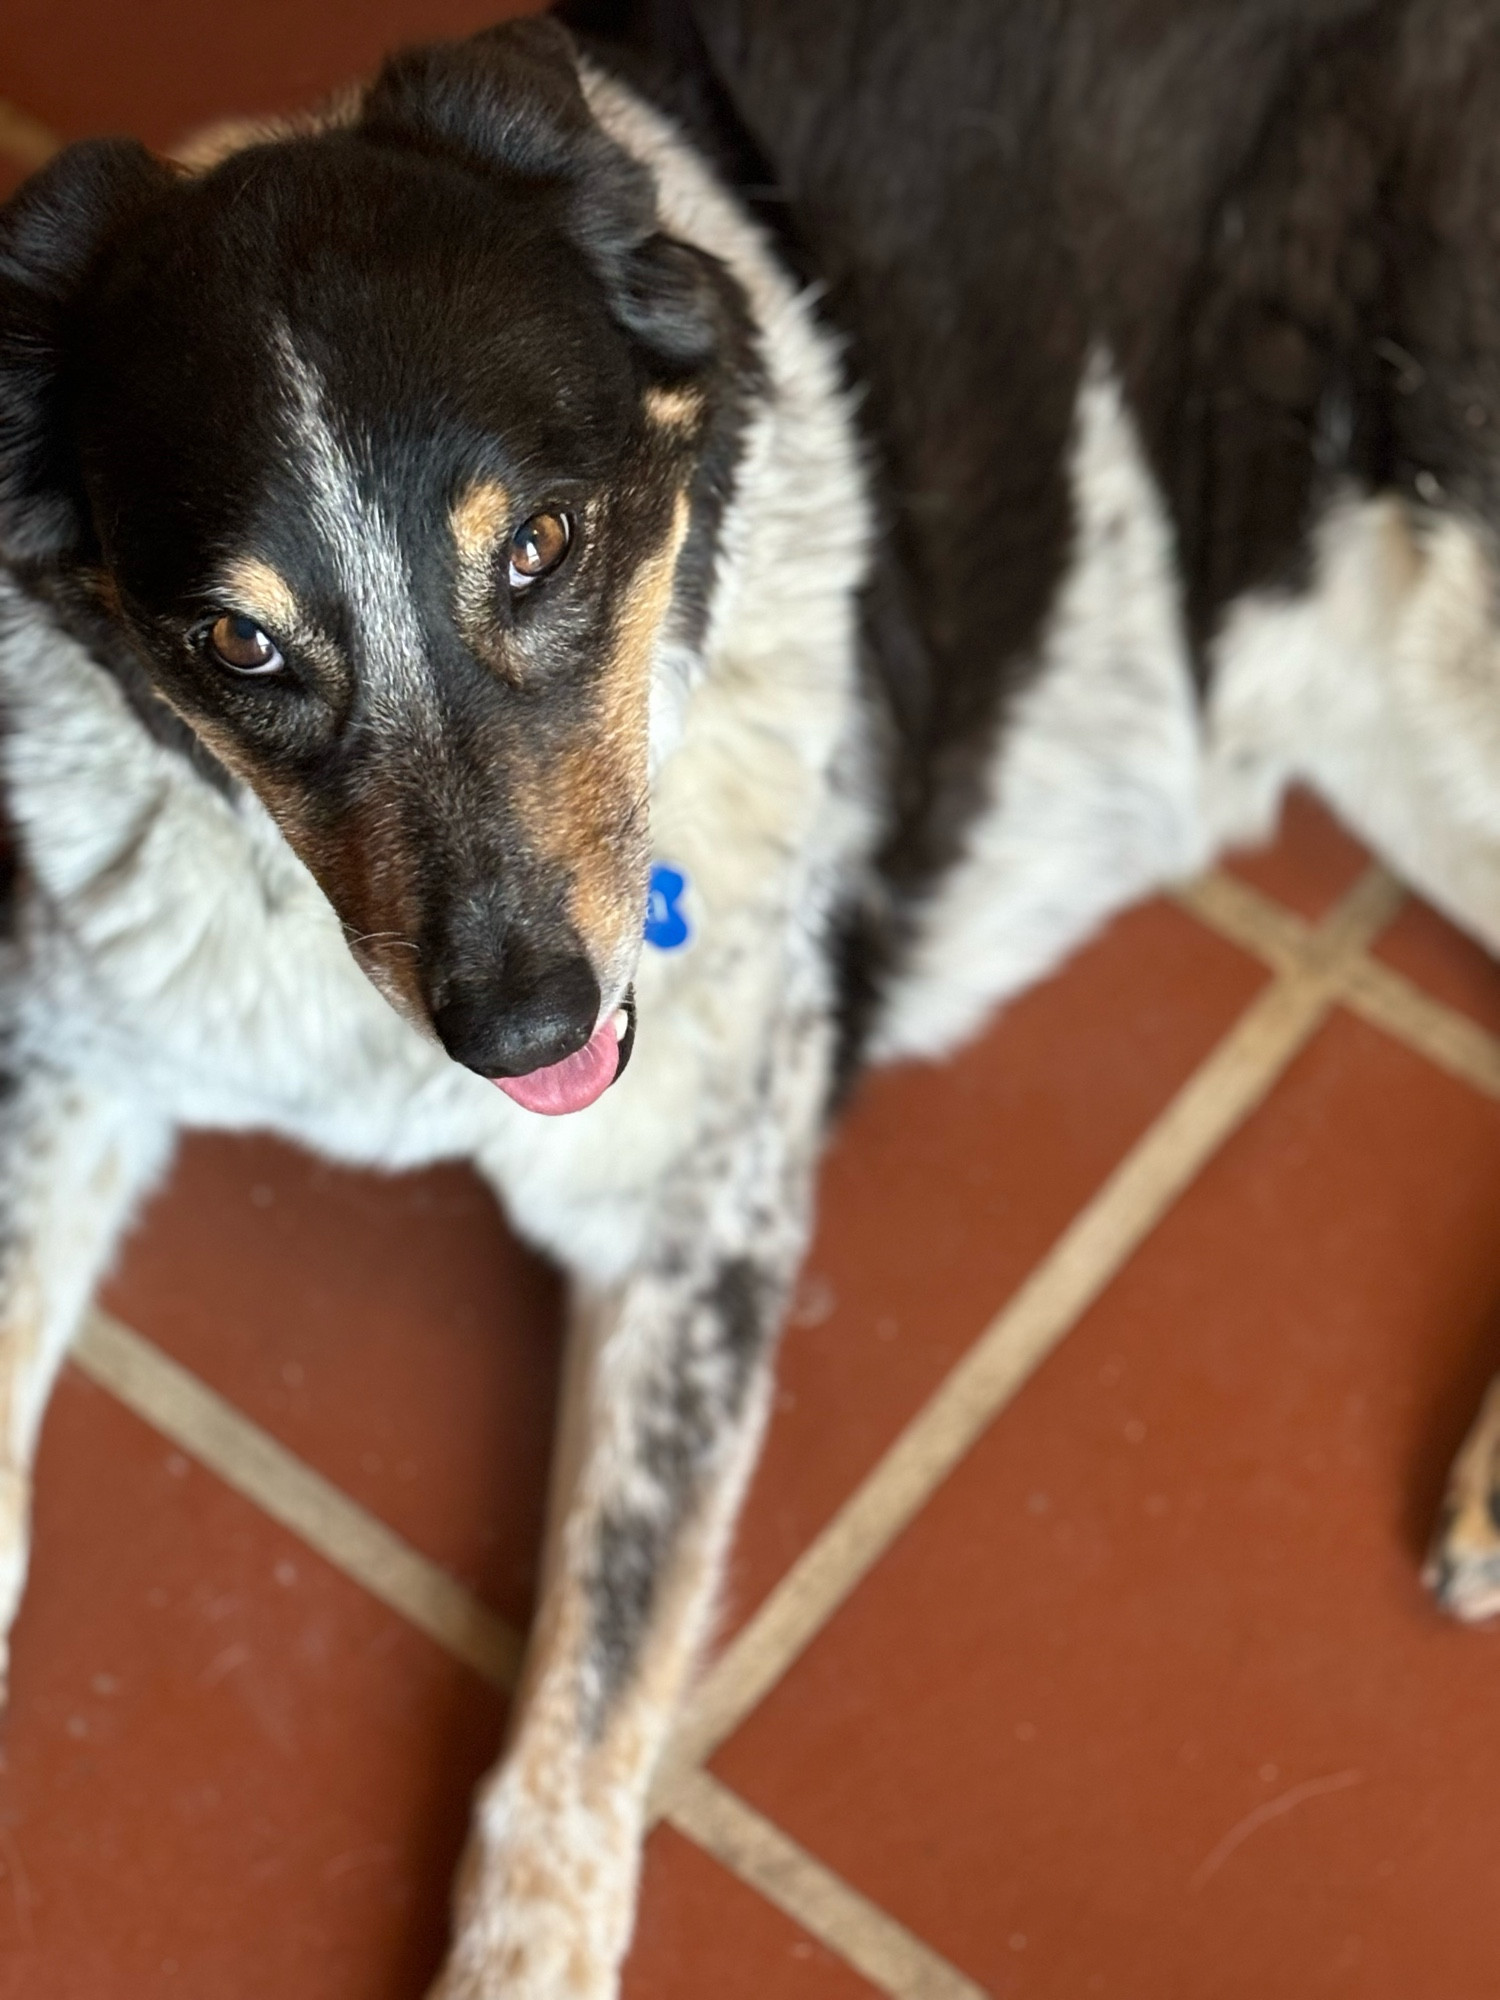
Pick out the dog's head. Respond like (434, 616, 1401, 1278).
(0, 21, 751, 1111)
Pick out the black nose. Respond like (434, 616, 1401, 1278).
(432, 952, 601, 1079)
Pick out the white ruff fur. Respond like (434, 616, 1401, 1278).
(1204, 494, 1500, 946)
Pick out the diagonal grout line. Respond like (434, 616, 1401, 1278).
(1339, 953, 1500, 1099)
(73, 1310, 526, 1690)
(1173, 870, 1311, 973)
(1177, 870, 1500, 1101)
(663, 1769, 990, 2000)
(0, 100, 59, 171)
(72, 1309, 980, 1999)
(658, 866, 1404, 1786)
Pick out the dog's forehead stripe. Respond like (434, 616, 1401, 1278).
(272, 325, 426, 694)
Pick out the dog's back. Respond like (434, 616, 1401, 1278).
(571, 0, 1500, 1056)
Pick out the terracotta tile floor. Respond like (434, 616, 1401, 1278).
(5, 16, 1500, 1995)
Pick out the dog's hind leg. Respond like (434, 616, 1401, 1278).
(432, 1016, 829, 2000)
(1425, 1375, 1500, 1624)
(1204, 497, 1500, 1624)
(0, 1065, 173, 1693)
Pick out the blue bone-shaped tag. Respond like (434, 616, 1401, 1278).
(644, 864, 690, 950)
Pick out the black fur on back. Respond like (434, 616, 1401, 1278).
(559, 0, 1500, 1014)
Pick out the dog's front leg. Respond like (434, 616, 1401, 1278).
(433, 1037, 825, 1999)
(0, 1066, 172, 1694)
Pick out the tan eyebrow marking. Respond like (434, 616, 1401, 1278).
(218, 556, 303, 635)
(643, 384, 706, 431)
(451, 479, 515, 639)
(451, 478, 514, 560)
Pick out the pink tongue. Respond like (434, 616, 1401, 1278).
(492, 1015, 621, 1116)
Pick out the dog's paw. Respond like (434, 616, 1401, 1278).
(426, 1912, 619, 2000)
(1425, 1376, 1500, 1623)
(426, 1954, 615, 2000)
(425, 1805, 631, 2000)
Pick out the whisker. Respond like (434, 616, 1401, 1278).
(343, 927, 422, 956)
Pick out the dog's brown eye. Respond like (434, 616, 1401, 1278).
(207, 613, 283, 675)
(508, 510, 572, 590)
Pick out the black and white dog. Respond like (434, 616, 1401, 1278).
(1, 2, 1498, 1991)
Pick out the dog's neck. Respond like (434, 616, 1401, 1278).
(581, 64, 872, 781)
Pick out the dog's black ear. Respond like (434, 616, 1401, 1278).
(361, 17, 718, 367)
(0, 139, 173, 564)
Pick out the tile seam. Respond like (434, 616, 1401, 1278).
(72, 1309, 525, 1688)
(72, 1310, 978, 1998)
(663, 1769, 992, 2000)
(1172, 871, 1312, 970)
(1337, 952, 1500, 1098)
(1178, 869, 1500, 1100)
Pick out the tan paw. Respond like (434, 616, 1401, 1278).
(426, 1918, 619, 2000)
(1425, 1376, 1500, 1622)
(425, 1810, 631, 2000)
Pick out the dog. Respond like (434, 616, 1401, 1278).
(2, 2, 1499, 1992)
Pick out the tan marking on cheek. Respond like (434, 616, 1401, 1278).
(155, 702, 434, 1028)
(516, 495, 690, 965)
(218, 556, 303, 638)
(279, 791, 432, 1028)
(346, 806, 434, 1026)
(451, 479, 514, 646)
(643, 383, 706, 432)
(148, 701, 265, 798)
